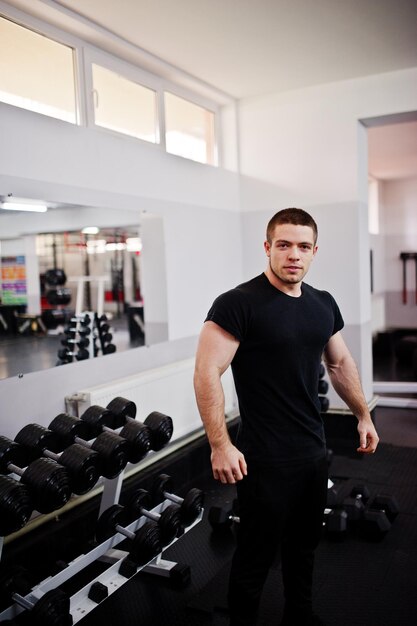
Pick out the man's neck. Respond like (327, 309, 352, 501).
(264, 269, 302, 297)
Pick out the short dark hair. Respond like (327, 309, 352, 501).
(266, 208, 318, 244)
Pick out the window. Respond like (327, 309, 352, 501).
(92, 64, 158, 143)
(164, 92, 216, 165)
(0, 13, 221, 165)
(0, 16, 76, 123)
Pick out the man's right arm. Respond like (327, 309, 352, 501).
(193, 321, 247, 484)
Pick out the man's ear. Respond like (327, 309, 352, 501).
(264, 240, 271, 257)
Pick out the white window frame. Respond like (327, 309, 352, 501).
(0, 3, 85, 125)
(83, 46, 164, 149)
(162, 85, 219, 166)
(0, 1, 221, 166)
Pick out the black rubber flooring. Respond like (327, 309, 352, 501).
(74, 442, 417, 626)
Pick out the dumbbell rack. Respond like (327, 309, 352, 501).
(58, 312, 95, 363)
(0, 498, 203, 623)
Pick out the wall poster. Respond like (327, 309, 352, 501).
(1, 256, 27, 305)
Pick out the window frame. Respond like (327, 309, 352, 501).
(0, 3, 221, 166)
(0, 6, 85, 125)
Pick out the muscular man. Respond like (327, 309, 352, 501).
(194, 208, 378, 626)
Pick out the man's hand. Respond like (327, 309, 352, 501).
(211, 443, 247, 484)
(357, 417, 379, 454)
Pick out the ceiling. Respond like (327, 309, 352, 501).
(41, 0, 417, 100)
(4, 0, 417, 180)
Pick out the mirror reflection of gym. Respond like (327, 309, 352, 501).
(0, 227, 145, 378)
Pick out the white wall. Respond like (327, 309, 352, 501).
(237, 66, 417, 405)
(1, 64, 417, 429)
(0, 102, 243, 345)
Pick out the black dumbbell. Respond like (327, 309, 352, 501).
(323, 508, 348, 540)
(57, 347, 89, 361)
(368, 493, 399, 524)
(342, 484, 370, 523)
(61, 336, 89, 349)
(83, 398, 173, 459)
(326, 479, 340, 508)
(107, 396, 174, 451)
(9, 586, 72, 626)
(80, 404, 151, 464)
(318, 379, 329, 394)
(0, 474, 33, 535)
(14, 424, 100, 495)
(0, 436, 71, 514)
(102, 344, 116, 355)
(152, 473, 204, 526)
(128, 488, 182, 546)
(48, 414, 129, 480)
(208, 505, 239, 531)
(319, 396, 329, 413)
(95, 504, 162, 566)
(70, 314, 91, 326)
(342, 486, 392, 541)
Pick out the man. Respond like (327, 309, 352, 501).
(193, 208, 379, 626)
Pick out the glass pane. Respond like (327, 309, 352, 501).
(92, 64, 157, 142)
(0, 16, 76, 123)
(164, 92, 215, 165)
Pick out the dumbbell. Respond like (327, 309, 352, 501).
(61, 336, 89, 349)
(99, 343, 116, 355)
(208, 505, 239, 531)
(152, 473, 204, 526)
(14, 424, 100, 495)
(0, 474, 33, 536)
(70, 313, 91, 325)
(319, 396, 329, 413)
(80, 404, 151, 464)
(318, 379, 329, 394)
(57, 347, 89, 361)
(323, 508, 348, 540)
(128, 488, 182, 546)
(3, 576, 72, 626)
(318, 362, 329, 413)
(342, 484, 370, 522)
(48, 414, 129, 480)
(95, 504, 162, 565)
(107, 396, 174, 451)
(369, 493, 399, 523)
(358, 493, 399, 542)
(0, 436, 71, 514)
(326, 478, 340, 508)
(342, 485, 393, 541)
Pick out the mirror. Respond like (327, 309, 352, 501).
(0, 201, 167, 379)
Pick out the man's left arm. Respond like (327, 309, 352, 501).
(323, 331, 379, 455)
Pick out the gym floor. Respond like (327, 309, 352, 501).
(0, 313, 141, 379)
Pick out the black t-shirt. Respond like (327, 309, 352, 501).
(205, 273, 344, 466)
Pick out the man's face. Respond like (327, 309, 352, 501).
(264, 223, 318, 286)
